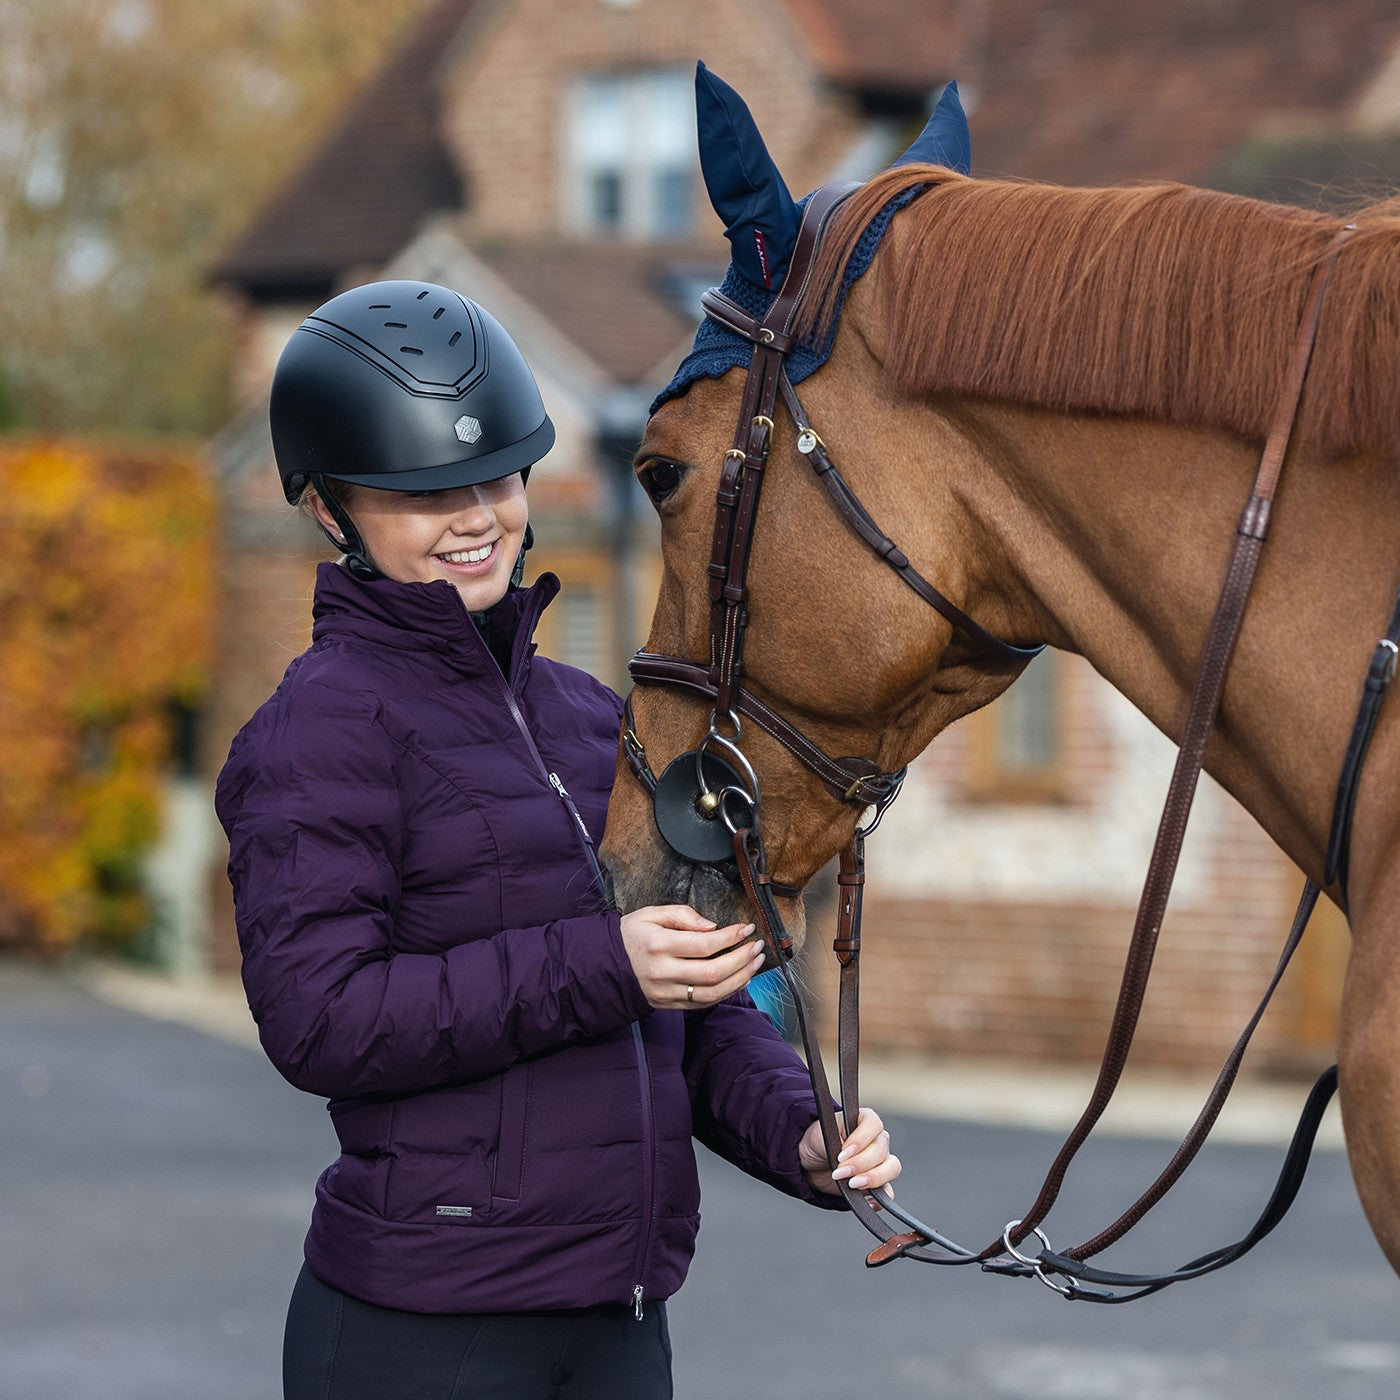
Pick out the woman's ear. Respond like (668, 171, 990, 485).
(304, 488, 348, 546)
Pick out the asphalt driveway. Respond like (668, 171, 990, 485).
(3, 959, 1395, 1400)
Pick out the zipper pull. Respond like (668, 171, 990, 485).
(549, 772, 594, 844)
(632, 1283, 645, 1321)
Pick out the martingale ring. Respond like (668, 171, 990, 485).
(1002, 1221, 1075, 1299)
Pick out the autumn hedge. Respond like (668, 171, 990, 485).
(0, 439, 213, 951)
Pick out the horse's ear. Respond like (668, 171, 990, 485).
(695, 61, 801, 289)
(893, 80, 971, 174)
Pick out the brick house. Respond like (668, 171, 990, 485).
(203, 0, 1400, 1073)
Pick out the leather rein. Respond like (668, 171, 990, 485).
(624, 184, 1397, 1301)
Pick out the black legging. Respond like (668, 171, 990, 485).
(282, 1264, 673, 1400)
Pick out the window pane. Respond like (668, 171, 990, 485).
(565, 69, 693, 237)
(555, 585, 608, 678)
(996, 650, 1058, 770)
(571, 78, 628, 163)
(590, 170, 624, 230)
(567, 76, 626, 236)
(651, 165, 691, 237)
(638, 70, 695, 161)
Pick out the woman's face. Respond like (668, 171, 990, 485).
(310, 474, 529, 611)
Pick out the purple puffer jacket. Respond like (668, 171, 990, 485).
(215, 562, 839, 1315)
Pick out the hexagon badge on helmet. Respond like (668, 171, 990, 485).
(454, 414, 483, 445)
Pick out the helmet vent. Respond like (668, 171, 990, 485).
(297, 281, 488, 395)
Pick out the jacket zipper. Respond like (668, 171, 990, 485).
(549, 772, 595, 848)
(629, 1020, 656, 1321)
(476, 609, 656, 1319)
(550, 767, 658, 1319)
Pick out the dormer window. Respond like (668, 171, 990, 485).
(565, 69, 694, 239)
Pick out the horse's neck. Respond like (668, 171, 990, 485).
(964, 405, 1400, 888)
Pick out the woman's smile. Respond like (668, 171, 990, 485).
(434, 540, 499, 574)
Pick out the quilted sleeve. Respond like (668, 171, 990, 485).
(215, 683, 650, 1100)
(683, 993, 847, 1210)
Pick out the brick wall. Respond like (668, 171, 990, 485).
(203, 470, 323, 975)
(438, 0, 861, 240)
(803, 654, 1333, 1074)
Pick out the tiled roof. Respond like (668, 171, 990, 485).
(781, 0, 959, 94)
(471, 236, 725, 387)
(213, 0, 956, 298)
(210, 0, 471, 295)
(968, 0, 1400, 185)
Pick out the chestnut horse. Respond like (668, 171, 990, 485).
(598, 98, 1400, 1279)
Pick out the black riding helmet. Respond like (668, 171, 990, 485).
(270, 280, 554, 579)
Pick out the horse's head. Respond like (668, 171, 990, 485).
(599, 66, 1038, 940)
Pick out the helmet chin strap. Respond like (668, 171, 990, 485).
(309, 474, 379, 579)
(510, 523, 534, 590)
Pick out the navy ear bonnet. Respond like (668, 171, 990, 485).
(650, 185, 924, 414)
(651, 68, 969, 415)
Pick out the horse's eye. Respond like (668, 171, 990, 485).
(639, 459, 685, 504)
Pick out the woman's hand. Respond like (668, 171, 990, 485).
(619, 905, 764, 1010)
(798, 1108, 901, 1197)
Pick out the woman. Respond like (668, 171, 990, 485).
(215, 280, 900, 1400)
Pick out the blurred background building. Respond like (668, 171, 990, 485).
(10, 0, 1400, 1074)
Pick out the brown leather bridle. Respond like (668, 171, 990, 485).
(624, 185, 1395, 1301)
(624, 183, 1041, 903)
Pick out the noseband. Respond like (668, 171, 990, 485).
(624, 190, 1386, 1301)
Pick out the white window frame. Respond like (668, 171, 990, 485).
(564, 68, 695, 239)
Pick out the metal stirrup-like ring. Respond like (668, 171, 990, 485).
(1002, 1220, 1076, 1299)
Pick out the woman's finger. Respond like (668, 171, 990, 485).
(847, 1154, 901, 1192)
(663, 939, 763, 989)
(677, 942, 765, 1008)
(835, 1108, 886, 1162)
(833, 1132, 893, 1177)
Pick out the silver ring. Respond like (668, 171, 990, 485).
(1002, 1219, 1052, 1266)
(1002, 1220, 1076, 1298)
(686, 985, 694, 1004)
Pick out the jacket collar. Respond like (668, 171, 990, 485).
(310, 561, 560, 684)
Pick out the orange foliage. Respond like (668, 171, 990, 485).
(0, 440, 213, 951)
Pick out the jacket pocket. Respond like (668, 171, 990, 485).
(491, 1060, 529, 1203)
(324, 1099, 395, 1217)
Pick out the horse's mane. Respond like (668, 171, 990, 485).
(794, 167, 1400, 462)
